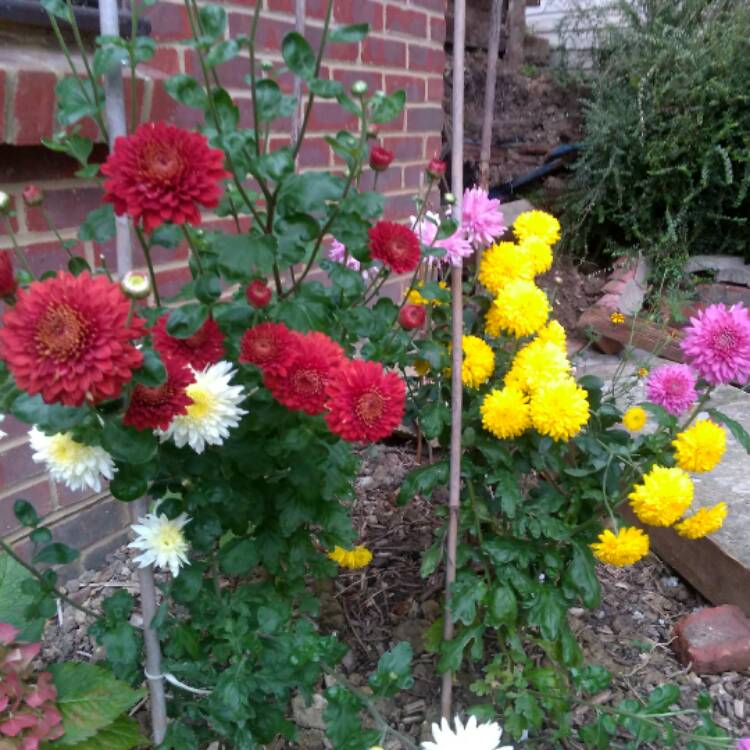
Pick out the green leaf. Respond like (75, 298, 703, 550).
(437, 624, 484, 673)
(101, 621, 141, 671)
(33, 543, 79, 565)
(93, 45, 128, 77)
(255, 79, 283, 121)
(68, 256, 91, 276)
(642, 402, 678, 428)
(150, 224, 183, 248)
(109, 467, 148, 502)
(527, 588, 566, 641)
(41, 0, 68, 19)
(487, 585, 517, 626)
(450, 572, 487, 625)
(49, 662, 144, 745)
(166, 303, 209, 339)
(161, 721, 199, 750)
(420, 541, 443, 578)
(282, 32, 316, 80)
(55, 77, 101, 126)
(0, 552, 46, 640)
(370, 90, 406, 124)
(564, 541, 601, 609)
(68, 715, 146, 750)
(398, 460, 449, 505)
(216, 233, 278, 281)
(708, 409, 750, 454)
(30, 527, 52, 546)
(133, 348, 167, 388)
(198, 4, 227, 39)
(165, 74, 207, 109)
(13, 499, 40, 528)
(219, 538, 258, 575)
(195, 273, 222, 304)
(495, 469, 523, 519)
(79, 204, 116, 243)
(308, 79, 345, 98)
(368, 642, 414, 697)
(212, 88, 239, 131)
(328, 23, 369, 43)
(102, 421, 158, 465)
(420, 399, 449, 440)
(206, 39, 239, 67)
(11, 393, 87, 432)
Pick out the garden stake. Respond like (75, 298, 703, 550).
(441, 0, 466, 720)
(99, 0, 168, 742)
(291, 0, 305, 145)
(479, 0, 502, 191)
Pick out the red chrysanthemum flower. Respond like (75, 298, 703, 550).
(101, 122, 230, 233)
(369, 221, 421, 274)
(0, 271, 145, 406)
(124, 358, 194, 431)
(239, 322, 296, 376)
(0, 251, 16, 299)
(264, 331, 345, 415)
(151, 315, 224, 370)
(399, 304, 426, 330)
(246, 279, 272, 309)
(325, 359, 406, 442)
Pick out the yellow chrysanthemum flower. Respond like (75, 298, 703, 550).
(413, 358, 431, 377)
(674, 502, 728, 539)
(590, 527, 650, 567)
(461, 335, 495, 388)
(407, 280, 448, 306)
(480, 386, 531, 439)
(328, 545, 373, 569)
(629, 465, 694, 527)
(519, 235, 554, 275)
(477, 241, 536, 295)
(530, 377, 590, 441)
(513, 210, 561, 246)
(504, 339, 571, 394)
(536, 319, 567, 349)
(486, 280, 550, 339)
(622, 406, 647, 431)
(672, 419, 726, 474)
(610, 312, 626, 325)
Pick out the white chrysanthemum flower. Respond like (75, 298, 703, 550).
(422, 715, 512, 750)
(129, 512, 190, 577)
(28, 426, 115, 493)
(0, 414, 6, 441)
(156, 360, 247, 454)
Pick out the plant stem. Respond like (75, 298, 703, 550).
(0, 538, 99, 619)
(180, 225, 204, 275)
(135, 225, 161, 306)
(1, 215, 36, 277)
(40, 207, 75, 260)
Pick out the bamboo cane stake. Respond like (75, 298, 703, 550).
(441, 0, 466, 721)
(98, 1, 168, 743)
(479, 0, 502, 190)
(291, 0, 305, 144)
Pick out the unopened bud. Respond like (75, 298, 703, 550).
(351, 80, 368, 96)
(121, 270, 152, 300)
(22, 185, 43, 207)
(0, 192, 10, 213)
(444, 192, 456, 205)
(261, 59, 273, 72)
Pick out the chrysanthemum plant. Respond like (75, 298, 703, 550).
(0, 1, 745, 748)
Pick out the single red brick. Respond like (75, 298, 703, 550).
(307, 101, 357, 132)
(370, 164, 402, 192)
(143, 1, 191, 41)
(410, 0, 444, 11)
(154, 265, 193, 299)
(430, 15, 447, 44)
(407, 107, 444, 133)
(299, 137, 330, 168)
(334, 0, 383, 31)
(386, 74, 425, 103)
(26, 187, 103, 233)
(13, 70, 57, 145)
(409, 45, 445, 74)
(229, 13, 294, 52)
(186, 49, 251, 91)
(269, 134, 293, 151)
(383, 136, 424, 161)
(24, 240, 83, 279)
(306, 27, 359, 62)
(404, 164, 425, 191)
(425, 134, 443, 159)
(146, 47, 181, 75)
(0, 414, 29, 442)
(363, 38, 407, 68)
(674, 605, 750, 674)
(0, 441, 44, 490)
(427, 76, 444, 102)
(0, 70, 6, 143)
(386, 6, 427, 36)
(383, 192, 416, 221)
(0, 479, 53, 537)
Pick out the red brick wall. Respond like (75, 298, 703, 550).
(0, 0, 447, 574)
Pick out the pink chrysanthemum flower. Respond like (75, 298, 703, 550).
(645, 364, 697, 416)
(328, 239, 375, 281)
(681, 303, 750, 385)
(461, 186, 506, 249)
(412, 211, 473, 267)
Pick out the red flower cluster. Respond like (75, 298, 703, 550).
(0, 252, 16, 299)
(0, 272, 145, 406)
(369, 221, 421, 274)
(124, 358, 194, 431)
(240, 321, 405, 442)
(151, 315, 225, 371)
(101, 122, 229, 232)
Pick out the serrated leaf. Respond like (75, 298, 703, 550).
(166, 303, 209, 339)
(368, 642, 414, 697)
(397, 460, 449, 505)
(133, 348, 166, 388)
(370, 90, 406, 124)
(79, 204, 115, 243)
(69, 715, 146, 750)
(0, 552, 46, 641)
(708, 408, 750, 454)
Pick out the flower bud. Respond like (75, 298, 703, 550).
(444, 192, 456, 205)
(246, 278, 272, 308)
(261, 59, 273, 72)
(0, 251, 17, 299)
(351, 80, 368, 96)
(369, 145, 395, 172)
(0, 191, 11, 214)
(366, 127, 379, 140)
(399, 304, 426, 330)
(426, 157, 447, 180)
(120, 270, 152, 300)
(22, 185, 43, 207)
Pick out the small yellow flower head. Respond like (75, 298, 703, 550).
(461, 335, 495, 388)
(513, 210, 561, 246)
(480, 386, 531, 439)
(637, 367, 649, 378)
(672, 419, 726, 473)
(486, 280, 550, 339)
(536, 319, 567, 349)
(477, 241, 535, 295)
(674, 502, 728, 539)
(629, 465, 694, 527)
(407, 280, 447, 306)
(591, 527, 650, 566)
(519, 235, 554, 275)
(610, 312, 626, 325)
(328, 545, 373, 569)
(530, 377, 590, 441)
(505, 339, 571, 394)
(622, 406, 647, 431)
(413, 358, 431, 377)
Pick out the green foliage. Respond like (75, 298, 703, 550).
(0, 552, 46, 640)
(562, 0, 750, 286)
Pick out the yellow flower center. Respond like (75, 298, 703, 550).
(154, 524, 185, 552)
(48, 434, 87, 466)
(185, 384, 215, 420)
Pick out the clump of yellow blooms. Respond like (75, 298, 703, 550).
(530, 377, 590, 442)
(591, 527, 650, 567)
(629, 465, 694, 527)
(480, 386, 531, 439)
(461, 335, 495, 388)
(622, 406, 647, 431)
(486, 280, 550, 339)
(672, 419, 726, 473)
(504, 339, 571, 394)
(519, 235, 554, 275)
(477, 241, 535, 295)
(674, 502, 728, 539)
(536, 319, 567, 349)
(513, 209, 561, 246)
(407, 280, 448, 306)
(328, 545, 373, 569)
